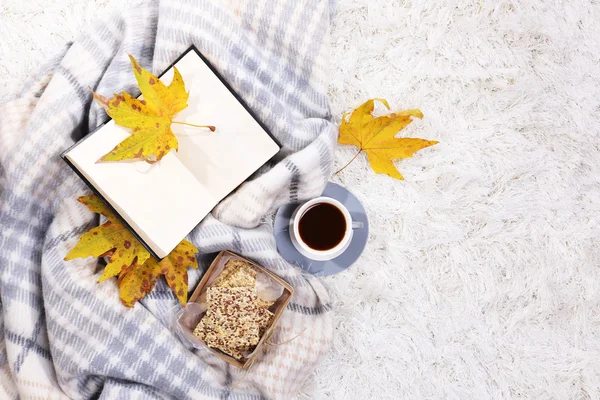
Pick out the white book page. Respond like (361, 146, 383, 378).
(65, 49, 279, 258)
(66, 126, 216, 258)
(163, 51, 280, 202)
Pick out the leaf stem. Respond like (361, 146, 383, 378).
(172, 121, 216, 132)
(335, 150, 362, 175)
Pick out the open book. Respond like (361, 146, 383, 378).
(62, 46, 280, 259)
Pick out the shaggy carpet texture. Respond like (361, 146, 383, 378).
(2, 1, 600, 399)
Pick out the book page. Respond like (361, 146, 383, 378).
(161, 51, 280, 202)
(66, 125, 216, 258)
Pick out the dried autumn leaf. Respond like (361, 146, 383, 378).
(338, 98, 438, 180)
(159, 240, 199, 305)
(65, 194, 200, 307)
(64, 194, 151, 282)
(117, 257, 161, 308)
(118, 240, 199, 307)
(92, 54, 214, 163)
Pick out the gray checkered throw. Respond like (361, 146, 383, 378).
(0, 0, 336, 398)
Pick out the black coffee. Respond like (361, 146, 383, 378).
(298, 203, 346, 251)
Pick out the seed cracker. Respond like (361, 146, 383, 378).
(205, 287, 262, 347)
(194, 313, 253, 360)
(257, 297, 275, 310)
(213, 260, 256, 288)
(192, 260, 281, 361)
(193, 318, 206, 340)
(257, 307, 274, 336)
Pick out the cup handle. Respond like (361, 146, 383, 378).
(352, 221, 364, 230)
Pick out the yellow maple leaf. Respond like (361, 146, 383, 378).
(117, 258, 161, 308)
(92, 54, 214, 163)
(65, 194, 199, 307)
(64, 194, 151, 282)
(118, 240, 199, 307)
(338, 98, 438, 180)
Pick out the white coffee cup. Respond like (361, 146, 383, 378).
(289, 196, 363, 261)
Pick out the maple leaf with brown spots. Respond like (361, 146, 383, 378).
(118, 240, 199, 307)
(65, 194, 199, 307)
(65, 194, 151, 282)
(92, 54, 215, 163)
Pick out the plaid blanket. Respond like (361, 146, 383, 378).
(0, 0, 336, 398)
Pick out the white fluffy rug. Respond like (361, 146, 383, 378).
(3, 1, 600, 399)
